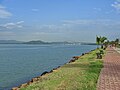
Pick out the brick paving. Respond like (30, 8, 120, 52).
(97, 47, 120, 90)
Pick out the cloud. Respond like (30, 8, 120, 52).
(32, 9, 39, 12)
(39, 24, 57, 29)
(0, 4, 12, 18)
(63, 20, 94, 25)
(0, 31, 15, 36)
(16, 21, 24, 24)
(112, 0, 120, 12)
(0, 5, 5, 9)
(62, 19, 112, 26)
(33, 19, 120, 35)
(117, 0, 120, 2)
(33, 31, 63, 35)
(18, 19, 120, 41)
(93, 8, 102, 11)
(0, 21, 24, 29)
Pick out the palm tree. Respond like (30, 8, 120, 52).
(96, 36, 107, 49)
(96, 36, 101, 48)
(100, 36, 107, 49)
(100, 37, 107, 44)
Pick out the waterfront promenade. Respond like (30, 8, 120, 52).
(97, 47, 120, 90)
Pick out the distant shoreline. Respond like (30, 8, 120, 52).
(0, 43, 96, 45)
(0, 43, 97, 45)
(0, 40, 96, 45)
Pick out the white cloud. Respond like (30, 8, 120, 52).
(112, 1, 120, 12)
(62, 19, 112, 26)
(33, 31, 62, 35)
(0, 21, 24, 29)
(0, 5, 5, 9)
(0, 31, 15, 36)
(33, 19, 120, 35)
(40, 24, 57, 29)
(93, 8, 102, 11)
(0, 5, 12, 18)
(16, 21, 24, 24)
(32, 9, 39, 12)
(63, 20, 94, 25)
(117, 0, 120, 2)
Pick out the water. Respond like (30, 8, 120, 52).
(0, 44, 96, 90)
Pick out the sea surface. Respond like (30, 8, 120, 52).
(0, 44, 97, 90)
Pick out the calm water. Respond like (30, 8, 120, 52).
(0, 44, 96, 90)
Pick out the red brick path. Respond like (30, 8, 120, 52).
(97, 47, 120, 90)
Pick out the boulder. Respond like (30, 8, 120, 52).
(69, 59, 75, 63)
(73, 56, 80, 60)
(49, 70, 53, 73)
(27, 81, 32, 85)
(12, 87, 19, 90)
(31, 78, 38, 82)
(82, 53, 84, 56)
(41, 71, 49, 76)
(19, 83, 28, 88)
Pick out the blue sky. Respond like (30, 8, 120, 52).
(0, 0, 120, 42)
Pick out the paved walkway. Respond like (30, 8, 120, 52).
(114, 47, 120, 54)
(97, 47, 120, 90)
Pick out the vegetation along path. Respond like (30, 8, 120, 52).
(13, 49, 103, 90)
(97, 47, 120, 90)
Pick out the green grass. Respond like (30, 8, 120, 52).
(20, 50, 103, 90)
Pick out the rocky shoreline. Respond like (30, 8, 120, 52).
(12, 49, 95, 90)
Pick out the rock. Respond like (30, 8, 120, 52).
(85, 52, 89, 54)
(57, 66, 60, 69)
(36, 76, 41, 80)
(31, 78, 38, 82)
(41, 71, 49, 76)
(12, 87, 19, 90)
(69, 59, 75, 63)
(73, 56, 80, 60)
(49, 70, 53, 73)
(53, 68, 57, 70)
(82, 53, 84, 56)
(53, 66, 60, 71)
(27, 81, 32, 85)
(19, 83, 28, 88)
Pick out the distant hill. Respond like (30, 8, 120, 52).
(0, 40, 23, 44)
(23, 40, 73, 44)
(24, 40, 96, 45)
(0, 40, 96, 45)
(49, 41, 73, 44)
(23, 40, 49, 44)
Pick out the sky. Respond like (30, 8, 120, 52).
(0, 0, 120, 42)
